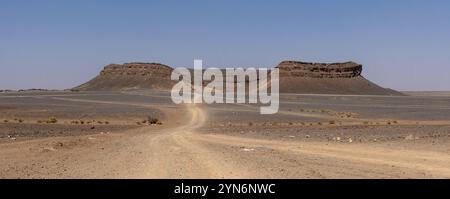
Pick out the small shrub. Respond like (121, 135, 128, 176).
(147, 116, 159, 125)
(47, 117, 57, 124)
(329, 121, 336, 125)
(248, 122, 253, 126)
(3, 120, 8, 123)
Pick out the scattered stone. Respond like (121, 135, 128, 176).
(255, 147, 274, 152)
(405, 134, 414, 140)
(42, 147, 56, 152)
(405, 134, 419, 140)
(241, 148, 255, 152)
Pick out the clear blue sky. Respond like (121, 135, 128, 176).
(1, 0, 449, 91)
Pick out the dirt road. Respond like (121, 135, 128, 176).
(1, 98, 450, 178)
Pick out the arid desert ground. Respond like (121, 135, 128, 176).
(1, 90, 450, 179)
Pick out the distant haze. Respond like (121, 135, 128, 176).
(1, 0, 450, 91)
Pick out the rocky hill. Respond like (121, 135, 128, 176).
(74, 62, 175, 91)
(276, 60, 402, 95)
(74, 60, 403, 95)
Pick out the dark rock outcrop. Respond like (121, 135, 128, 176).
(99, 62, 173, 77)
(277, 61, 362, 78)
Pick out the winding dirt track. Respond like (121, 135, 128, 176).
(1, 98, 450, 178)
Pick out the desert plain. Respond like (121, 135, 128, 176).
(1, 90, 450, 178)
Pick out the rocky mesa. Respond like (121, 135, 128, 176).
(74, 60, 403, 95)
(74, 62, 175, 91)
(277, 61, 402, 95)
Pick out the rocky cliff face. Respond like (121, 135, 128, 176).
(100, 62, 173, 77)
(277, 61, 362, 78)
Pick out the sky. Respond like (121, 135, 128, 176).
(1, 0, 450, 91)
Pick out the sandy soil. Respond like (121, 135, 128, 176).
(0, 91, 450, 178)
